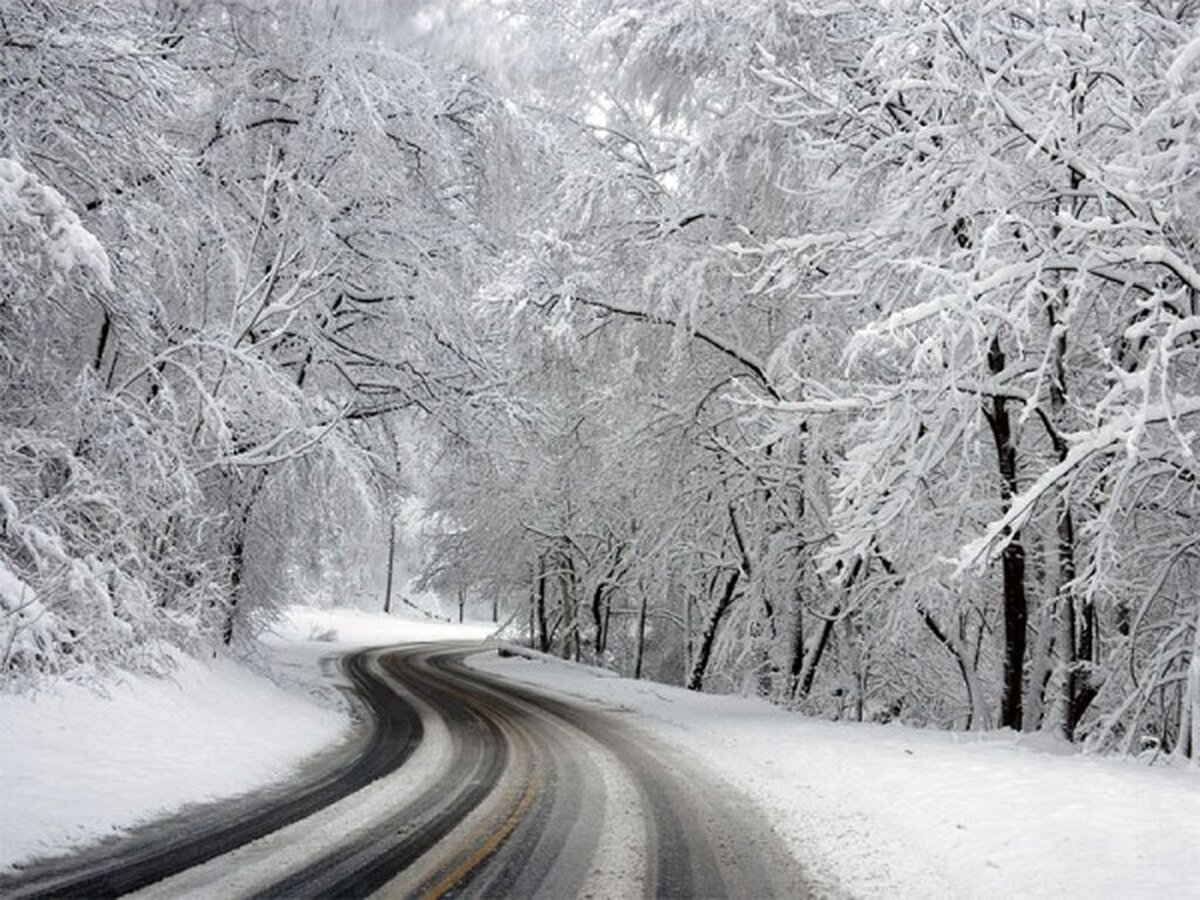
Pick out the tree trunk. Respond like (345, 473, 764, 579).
(843, 615, 866, 722)
(93, 308, 111, 373)
(557, 548, 579, 661)
(1043, 291, 1097, 738)
(1023, 596, 1057, 732)
(1062, 502, 1099, 737)
(687, 567, 741, 691)
(383, 515, 397, 614)
(592, 546, 622, 659)
(794, 556, 861, 700)
(535, 555, 550, 653)
(788, 590, 805, 691)
(682, 587, 692, 685)
(591, 582, 607, 657)
(986, 336, 1028, 730)
(794, 605, 838, 700)
(1047, 86, 1099, 739)
(221, 471, 267, 646)
(633, 592, 648, 679)
(528, 587, 536, 648)
(921, 607, 989, 730)
(223, 530, 246, 646)
(688, 506, 752, 691)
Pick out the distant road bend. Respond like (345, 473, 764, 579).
(2, 642, 809, 899)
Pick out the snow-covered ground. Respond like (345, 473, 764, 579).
(470, 648, 1200, 900)
(0, 605, 493, 871)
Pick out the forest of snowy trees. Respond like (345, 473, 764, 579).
(2, 0, 1198, 759)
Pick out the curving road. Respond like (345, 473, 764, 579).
(1, 643, 810, 899)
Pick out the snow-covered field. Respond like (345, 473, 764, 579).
(470, 648, 1200, 900)
(0, 605, 493, 871)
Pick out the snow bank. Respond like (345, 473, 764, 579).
(0, 647, 344, 870)
(470, 648, 1200, 899)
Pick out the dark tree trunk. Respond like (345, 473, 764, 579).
(223, 532, 246, 646)
(794, 555, 861, 699)
(94, 309, 111, 373)
(795, 605, 838, 699)
(787, 444, 809, 694)
(921, 607, 987, 729)
(383, 515, 397, 614)
(591, 582, 607, 656)
(558, 548, 579, 661)
(592, 545, 622, 658)
(633, 592, 648, 679)
(687, 567, 741, 691)
(534, 555, 550, 653)
(788, 590, 805, 688)
(985, 336, 1028, 730)
(221, 471, 267, 646)
(1049, 97, 1098, 739)
(1043, 316, 1098, 738)
(687, 506, 752, 691)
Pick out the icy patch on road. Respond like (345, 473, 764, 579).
(469, 648, 1200, 900)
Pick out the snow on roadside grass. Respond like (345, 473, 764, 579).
(0, 645, 345, 871)
(269, 604, 494, 648)
(469, 647, 1200, 900)
(0, 605, 493, 871)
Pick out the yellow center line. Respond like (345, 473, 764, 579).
(412, 674, 541, 900)
(421, 771, 539, 900)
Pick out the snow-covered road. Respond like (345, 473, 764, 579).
(4, 641, 807, 898)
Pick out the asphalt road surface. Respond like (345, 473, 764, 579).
(1, 643, 810, 899)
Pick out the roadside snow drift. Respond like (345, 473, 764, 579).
(0, 648, 343, 869)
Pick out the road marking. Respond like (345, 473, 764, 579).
(421, 772, 539, 900)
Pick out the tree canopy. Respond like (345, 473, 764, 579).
(2, 0, 1196, 759)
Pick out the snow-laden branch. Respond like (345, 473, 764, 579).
(0, 157, 113, 289)
(572, 296, 781, 400)
(1166, 31, 1200, 89)
(956, 395, 1200, 573)
(1137, 246, 1200, 293)
(195, 408, 348, 474)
